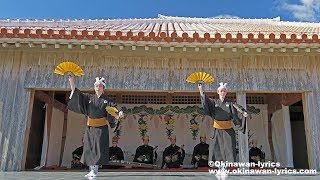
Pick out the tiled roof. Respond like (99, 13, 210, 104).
(1, 14, 320, 44)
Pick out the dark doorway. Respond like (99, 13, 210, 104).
(290, 101, 308, 169)
(25, 98, 46, 169)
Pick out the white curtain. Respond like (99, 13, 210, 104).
(247, 104, 272, 161)
(271, 105, 294, 167)
(46, 108, 64, 166)
(61, 111, 87, 167)
(34, 104, 48, 170)
(35, 107, 64, 169)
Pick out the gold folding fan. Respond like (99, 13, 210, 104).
(186, 72, 214, 84)
(54, 62, 85, 76)
(106, 106, 119, 117)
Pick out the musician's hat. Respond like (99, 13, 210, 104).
(251, 139, 258, 144)
(112, 136, 119, 142)
(94, 77, 106, 88)
(200, 132, 206, 138)
(169, 134, 176, 140)
(217, 82, 227, 90)
(142, 135, 149, 141)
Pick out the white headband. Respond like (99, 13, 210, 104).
(94, 77, 106, 88)
(217, 82, 227, 90)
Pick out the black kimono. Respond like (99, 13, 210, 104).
(201, 94, 245, 162)
(71, 146, 86, 169)
(249, 147, 263, 164)
(133, 145, 155, 164)
(109, 146, 124, 161)
(161, 145, 185, 168)
(72, 146, 83, 160)
(191, 142, 209, 167)
(68, 88, 120, 166)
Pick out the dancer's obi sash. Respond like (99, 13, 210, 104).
(213, 119, 233, 129)
(87, 117, 108, 127)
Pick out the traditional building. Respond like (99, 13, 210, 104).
(0, 15, 319, 171)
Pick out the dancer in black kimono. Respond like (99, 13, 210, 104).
(161, 135, 185, 168)
(198, 82, 247, 163)
(191, 133, 209, 168)
(133, 136, 157, 164)
(68, 75, 124, 177)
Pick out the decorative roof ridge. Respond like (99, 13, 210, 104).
(0, 17, 159, 23)
(158, 14, 281, 21)
(158, 14, 320, 27)
(1, 14, 320, 28)
(0, 17, 162, 27)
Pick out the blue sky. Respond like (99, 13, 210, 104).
(0, 0, 319, 22)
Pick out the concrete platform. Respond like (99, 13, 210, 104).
(0, 171, 319, 180)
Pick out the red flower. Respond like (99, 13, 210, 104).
(164, 116, 170, 122)
(193, 137, 196, 140)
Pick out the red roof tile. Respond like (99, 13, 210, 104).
(1, 15, 320, 44)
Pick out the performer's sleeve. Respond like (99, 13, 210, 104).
(191, 146, 197, 165)
(258, 148, 263, 158)
(231, 102, 246, 133)
(67, 88, 89, 115)
(161, 148, 167, 168)
(180, 149, 185, 165)
(106, 97, 122, 111)
(108, 116, 117, 129)
(108, 147, 113, 160)
(149, 147, 154, 164)
(133, 147, 140, 162)
(106, 97, 122, 128)
(200, 94, 215, 117)
(72, 149, 76, 159)
(154, 151, 158, 163)
(119, 148, 124, 160)
(249, 149, 253, 159)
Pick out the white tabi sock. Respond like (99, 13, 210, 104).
(84, 165, 97, 177)
(93, 165, 99, 175)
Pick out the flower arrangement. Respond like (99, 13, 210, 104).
(138, 114, 148, 138)
(189, 114, 199, 140)
(164, 114, 175, 138)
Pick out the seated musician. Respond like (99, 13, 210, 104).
(191, 132, 209, 168)
(71, 145, 86, 169)
(161, 134, 185, 168)
(109, 136, 124, 161)
(133, 135, 158, 164)
(249, 139, 263, 164)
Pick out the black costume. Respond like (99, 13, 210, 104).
(109, 146, 124, 161)
(133, 145, 157, 164)
(71, 146, 86, 169)
(201, 94, 245, 162)
(249, 147, 263, 164)
(191, 142, 209, 167)
(68, 88, 120, 166)
(161, 145, 185, 168)
(72, 146, 83, 160)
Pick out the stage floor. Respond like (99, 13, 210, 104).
(0, 171, 319, 180)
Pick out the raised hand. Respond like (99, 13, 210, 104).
(198, 83, 204, 95)
(68, 72, 75, 91)
(118, 111, 124, 118)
